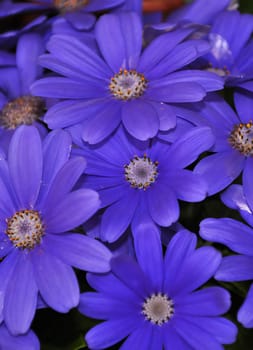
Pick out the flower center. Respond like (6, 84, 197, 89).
(0, 96, 45, 130)
(206, 63, 230, 77)
(124, 154, 158, 190)
(109, 69, 147, 100)
(6, 210, 44, 250)
(142, 293, 174, 326)
(53, 0, 89, 12)
(229, 121, 253, 156)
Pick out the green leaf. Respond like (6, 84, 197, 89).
(239, 0, 253, 13)
(33, 307, 95, 350)
(64, 335, 87, 350)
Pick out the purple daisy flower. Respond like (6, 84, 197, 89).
(74, 126, 213, 242)
(0, 323, 39, 350)
(79, 228, 237, 349)
(199, 10, 253, 86)
(0, 125, 111, 335)
(193, 93, 253, 195)
(0, 33, 48, 152)
(31, 12, 223, 143)
(200, 185, 253, 328)
(168, 4, 253, 107)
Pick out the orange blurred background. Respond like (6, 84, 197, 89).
(143, 0, 183, 12)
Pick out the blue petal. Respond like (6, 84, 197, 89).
(122, 100, 159, 140)
(98, 184, 127, 207)
(175, 287, 231, 316)
(111, 255, 149, 298)
(0, 325, 40, 350)
(166, 246, 221, 296)
(163, 323, 192, 349)
(154, 102, 176, 131)
(134, 224, 163, 291)
(238, 283, 253, 328)
(87, 272, 141, 303)
(172, 316, 224, 350)
(138, 27, 196, 74)
(234, 90, 253, 123)
(0, 50, 15, 65)
(0, 174, 16, 217)
(146, 82, 206, 103)
(79, 292, 138, 320)
(64, 12, 95, 30)
(101, 189, 139, 242)
(144, 40, 209, 80)
(215, 255, 253, 281)
(237, 40, 253, 76)
(0, 232, 13, 259)
(166, 126, 214, 168)
(37, 129, 72, 206)
(0, 67, 20, 99)
(221, 185, 253, 227)
(44, 233, 111, 273)
(17, 33, 44, 94)
(164, 230, 197, 292)
(212, 11, 253, 59)
(8, 126, 42, 209)
(95, 13, 142, 71)
(31, 77, 106, 99)
(44, 189, 100, 233)
(150, 70, 223, 92)
(177, 315, 237, 345)
(167, 0, 230, 25)
(167, 169, 207, 201)
(45, 34, 111, 79)
(148, 182, 179, 226)
(44, 99, 108, 129)
(82, 100, 121, 144)
(131, 195, 153, 235)
(81, 125, 132, 166)
(120, 323, 154, 350)
(0, 249, 20, 323)
(200, 218, 253, 255)
(40, 156, 86, 211)
(194, 151, 244, 195)
(86, 317, 142, 350)
(237, 80, 253, 93)
(243, 157, 253, 212)
(4, 253, 38, 335)
(221, 184, 247, 211)
(32, 248, 79, 312)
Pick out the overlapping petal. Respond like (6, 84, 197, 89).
(44, 234, 111, 273)
(4, 253, 38, 335)
(32, 249, 79, 313)
(200, 218, 253, 255)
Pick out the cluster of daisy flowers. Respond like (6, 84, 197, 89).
(1, 0, 253, 349)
